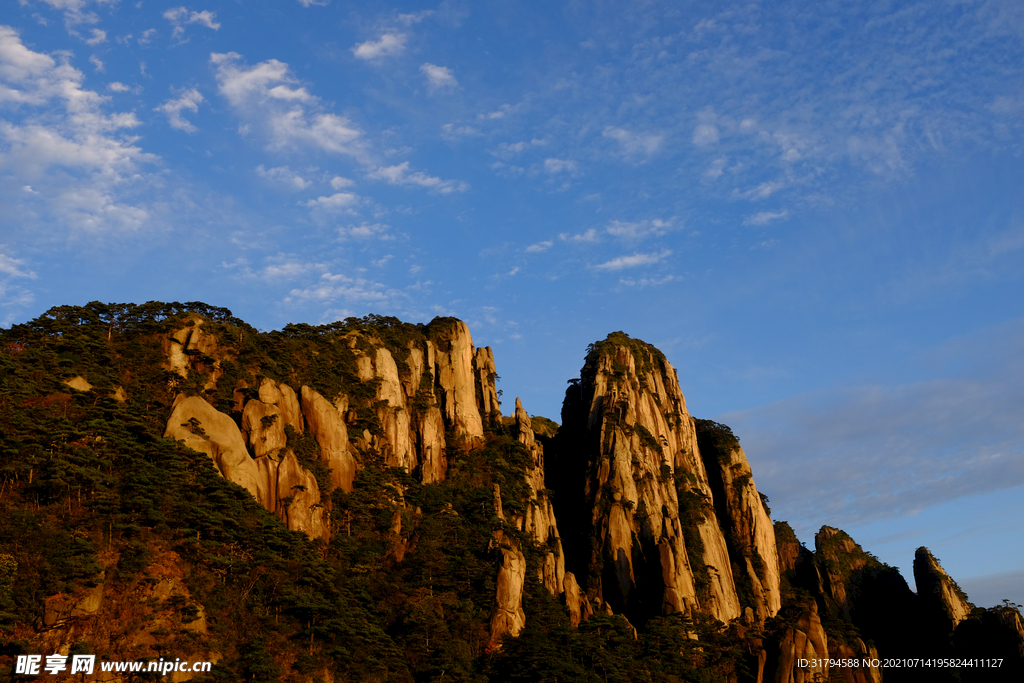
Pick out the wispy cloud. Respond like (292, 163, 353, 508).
(286, 271, 401, 306)
(0, 26, 156, 233)
(724, 318, 1024, 531)
(155, 88, 203, 132)
(743, 210, 789, 226)
(605, 219, 673, 241)
(367, 162, 468, 193)
(210, 52, 366, 160)
(560, 228, 600, 243)
(526, 241, 553, 253)
(593, 249, 672, 270)
(340, 223, 392, 240)
(603, 126, 663, 157)
(0, 249, 37, 325)
(256, 165, 312, 191)
(301, 192, 359, 211)
(544, 158, 576, 174)
(692, 124, 719, 147)
(164, 7, 221, 41)
(420, 63, 457, 91)
(619, 274, 677, 287)
(352, 33, 406, 60)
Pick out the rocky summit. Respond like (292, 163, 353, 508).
(0, 302, 1021, 683)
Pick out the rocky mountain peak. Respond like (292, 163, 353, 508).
(914, 547, 973, 633)
(551, 331, 781, 626)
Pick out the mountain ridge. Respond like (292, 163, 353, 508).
(0, 302, 1021, 683)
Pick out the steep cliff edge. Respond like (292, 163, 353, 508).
(913, 547, 972, 636)
(549, 332, 782, 625)
(696, 419, 782, 622)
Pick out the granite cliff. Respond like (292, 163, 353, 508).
(1, 303, 1021, 683)
(548, 333, 778, 627)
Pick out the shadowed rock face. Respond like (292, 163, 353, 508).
(549, 333, 781, 626)
(513, 397, 565, 596)
(914, 547, 972, 634)
(697, 420, 782, 622)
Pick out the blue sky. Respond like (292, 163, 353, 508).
(2, 1, 1022, 607)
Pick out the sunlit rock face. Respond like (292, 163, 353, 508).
(550, 332, 783, 626)
(698, 422, 782, 622)
(914, 547, 972, 633)
(162, 315, 502, 541)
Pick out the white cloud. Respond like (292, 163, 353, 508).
(704, 157, 727, 180)
(352, 33, 406, 60)
(330, 176, 353, 189)
(367, 161, 468, 193)
(603, 126, 663, 156)
(0, 27, 156, 233)
(286, 271, 399, 306)
(107, 81, 130, 92)
(619, 274, 677, 287)
(441, 123, 482, 140)
(605, 218, 673, 241)
(526, 240, 553, 253)
(420, 63, 457, 91)
(210, 52, 365, 159)
(138, 29, 156, 44)
(341, 223, 391, 240)
(296, 0, 330, 6)
(744, 210, 789, 226)
(88, 54, 103, 71)
(693, 123, 720, 146)
(260, 257, 324, 280)
(493, 139, 545, 156)
(0, 249, 36, 324)
(559, 228, 600, 243)
(164, 7, 221, 40)
(53, 187, 150, 232)
(593, 249, 672, 271)
(544, 158, 576, 173)
(154, 88, 203, 133)
(734, 180, 785, 201)
(301, 192, 359, 210)
(479, 104, 518, 120)
(398, 11, 434, 25)
(0, 252, 36, 279)
(37, 0, 103, 31)
(85, 29, 105, 46)
(724, 334, 1024, 531)
(256, 164, 312, 191)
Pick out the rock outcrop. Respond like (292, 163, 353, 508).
(551, 333, 769, 625)
(767, 600, 830, 683)
(513, 397, 565, 596)
(433, 320, 487, 441)
(914, 547, 972, 634)
(698, 420, 782, 621)
(163, 317, 503, 541)
(165, 395, 262, 500)
(165, 393, 327, 538)
(300, 386, 357, 493)
(241, 378, 303, 458)
(165, 318, 230, 389)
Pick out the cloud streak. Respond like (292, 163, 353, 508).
(593, 249, 672, 270)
